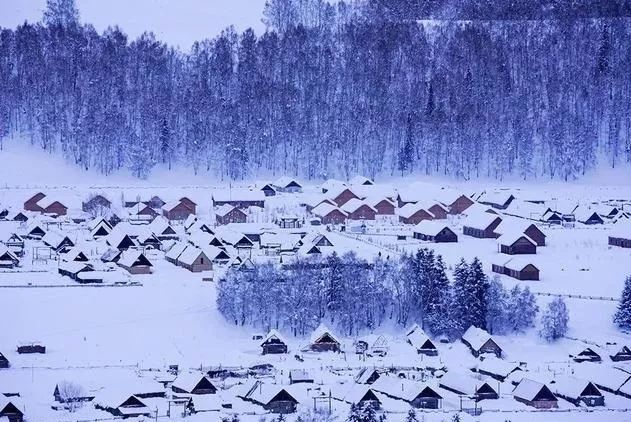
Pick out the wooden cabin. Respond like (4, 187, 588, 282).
(260, 330, 288, 355)
(498, 232, 537, 255)
(462, 213, 503, 239)
(398, 203, 434, 225)
(341, 199, 377, 220)
(212, 189, 265, 209)
(478, 192, 515, 210)
(413, 221, 458, 243)
(162, 200, 195, 221)
(94, 393, 152, 418)
(512, 379, 558, 409)
(476, 358, 521, 382)
(372, 377, 442, 409)
(550, 376, 604, 407)
(311, 203, 347, 225)
(492, 258, 540, 281)
(308, 325, 341, 352)
(406, 324, 438, 356)
(117, 250, 153, 275)
(0, 397, 24, 422)
(82, 194, 112, 213)
(0, 352, 9, 369)
(261, 184, 277, 197)
(331, 385, 381, 410)
(24, 192, 68, 216)
(370, 198, 396, 215)
(0, 247, 19, 269)
(328, 187, 360, 207)
(571, 347, 602, 363)
(609, 345, 631, 362)
(272, 177, 303, 193)
(609, 223, 631, 249)
(461, 326, 502, 358)
(238, 381, 298, 414)
(215, 205, 247, 225)
(438, 372, 499, 401)
(177, 247, 212, 273)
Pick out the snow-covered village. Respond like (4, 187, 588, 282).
(1, 1, 631, 422)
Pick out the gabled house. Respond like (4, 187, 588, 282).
(272, 177, 303, 193)
(58, 261, 94, 282)
(575, 207, 605, 225)
(311, 203, 347, 225)
(478, 192, 516, 210)
(550, 376, 604, 407)
(609, 345, 631, 362)
(42, 231, 74, 253)
(438, 372, 499, 401)
(368, 198, 396, 215)
(495, 219, 546, 246)
(24, 192, 68, 216)
(1, 233, 24, 257)
(571, 346, 602, 363)
(512, 379, 558, 409)
(498, 231, 537, 255)
(609, 222, 631, 248)
(461, 326, 502, 358)
(172, 372, 217, 395)
(105, 231, 136, 251)
(165, 242, 188, 265)
(261, 184, 277, 197)
(82, 194, 112, 214)
(162, 200, 195, 221)
(355, 368, 381, 385)
(476, 358, 521, 382)
(327, 187, 360, 207)
(0, 246, 19, 269)
(215, 205, 247, 225)
(89, 217, 113, 239)
(61, 247, 89, 262)
(260, 329, 288, 355)
(0, 352, 9, 368)
(413, 221, 458, 243)
(94, 393, 152, 418)
(398, 203, 434, 225)
(308, 325, 341, 352)
(331, 385, 381, 410)
(24, 221, 46, 239)
(462, 212, 503, 239)
(237, 381, 298, 414)
(434, 190, 474, 214)
(492, 257, 540, 281)
(149, 217, 178, 241)
(177, 246, 212, 273)
(406, 324, 438, 356)
(0, 396, 24, 422)
(117, 250, 152, 275)
(349, 175, 374, 186)
(341, 199, 376, 221)
(371, 376, 442, 409)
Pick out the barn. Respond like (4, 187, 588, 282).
(512, 379, 558, 409)
(413, 220, 458, 243)
(462, 212, 503, 239)
(498, 232, 537, 255)
(341, 199, 377, 220)
(215, 205, 247, 225)
(461, 326, 503, 358)
(260, 329, 289, 355)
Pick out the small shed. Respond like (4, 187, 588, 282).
(0, 396, 24, 422)
(237, 381, 298, 414)
(406, 324, 438, 356)
(550, 376, 604, 407)
(498, 231, 537, 255)
(413, 221, 458, 243)
(289, 370, 314, 384)
(438, 372, 499, 401)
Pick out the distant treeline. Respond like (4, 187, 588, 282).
(0, 0, 630, 180)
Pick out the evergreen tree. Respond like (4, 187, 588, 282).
(468, 257, 490, 329)
(486, 277, 509, 335)
(425, 255, 452, 336)
(159, 117, 172, 169)
(513, 286, 539, 332)
(539, 297, 569, 341)
(614, 275, 631, 329)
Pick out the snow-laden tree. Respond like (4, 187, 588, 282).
(43, 0, 79, 27)
(56, 381, 85, 412)
(539, 297, 569, 341)
(510, 286, 539, 332)
(614, 275, 631, 329)
(486, 277, 510, 335)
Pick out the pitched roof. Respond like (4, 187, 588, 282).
(462, 326, 496, 351)
(310, 324, 341, 345)
(212, 188, 265, 203)
(462, 210, 502, 230)
(413, 220, 452, 236)
(349, 175, 374, 186)
(273, 176, 302, 189)
(172, 372, 213, 394)
(260, 329, 288, 347)
(496, 230, 536, 247)
(477, 357, 520, 378)
(311, 203, 346, 218)
(340, 198, 376, 214)
(178, 246, 208, 266)
(165, 242, 189, 261)
(371, 376, 441, 402)
(118, 250, 152, 268)
(512, 379, 556, 402)
(397, 203, 434, 219)
(215, 204, 240, 218)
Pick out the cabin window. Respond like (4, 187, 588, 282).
(200, 257, 204, 264)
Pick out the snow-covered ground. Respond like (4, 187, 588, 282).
(1, 144, 631, 422)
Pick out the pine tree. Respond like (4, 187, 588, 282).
(513, 286, 538, 332)
(361, 403, 378, 422)
(539, 297, 569, 342)
(159, 117, 172, 169)
(425, 255, 452, 336)
(43, 0, 80, 27)
(486, 277, 509, 335)
(614, 275, 631, 329)
(468, 257, 490, 329)
(347, 403, 363, 422)
(450, 259, 471, 336)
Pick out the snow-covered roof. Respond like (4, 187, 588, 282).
(260, 329, 287, 347)
(397, 203, 433, 219)
(212, 188, 265, 203)
(462, 210, 502, 230)
(413, 220, 451, 236)
(118, 250, 151, 268)
(200, 245, 231, 261)
(184, 214, 198, 230)
(310, 324, 341, 345)
(439, 371, 492, 395)
(406, 326, 433, 350)
(331, 384, 378, 404)
(512, 378, 554, 402)
(162, 201, 184, 212)
(496, 230, 536, 247)
(494, 217, 539, 235)
(165, 242, 188, 261)
(477, 357, 520, 378)
(574, 206, 603, 223)
(478, 191, 515, 206)
(172, 372, 212, 394)
(178, 246, 208, 266)
(61, 246, 88, 262)
(550, 375, 597, 399)
(215, 204, 239, 217)
(215, 229, 252, 247)
(273, 176, 302, 189)
(36, 196, 66, 210)
(574, 363, 631, 391)
(371, 376, 441, 402)
(321, 179, 347, 192)
(238, 380, 298, 405)
(462, 326, 495, 351)
(42, 230, 70, 248)
(610, 222, 631, 239)
(149, 217, 175, 235)
(433, 189, 468, 206)
(340, 198, 375, 214)
(311, 203, 346, 218)
(106, 230, 135, 248)
(349, 175, 373, 186)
